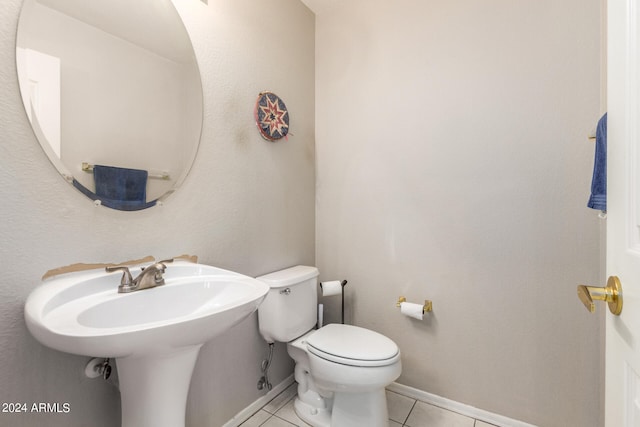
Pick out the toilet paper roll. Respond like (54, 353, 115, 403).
(321, 281, 343, 296)
(400, 302, 424, 320)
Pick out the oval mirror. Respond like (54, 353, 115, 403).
(16, 0, 203, 211)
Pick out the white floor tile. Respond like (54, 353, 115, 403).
(262, 383, 298, 414)
(386, 390, 416, 424)
(274, 399, 309, 426)
(240, 409, 272, 426)
(389, 420, 403, 427)
(261, 416, 298, 427)
(405, 401, 475, 427)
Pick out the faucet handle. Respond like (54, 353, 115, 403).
(144, 262, 167, 286)
(143, 262, 168, 273)
(152, 262, 167, 274)
(158, 258, 174, 265)
(105, 265, 133, 287)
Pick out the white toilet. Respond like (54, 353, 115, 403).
(257, 265, 401, 427)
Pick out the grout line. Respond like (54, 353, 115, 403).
(272, 414, 298, 426)
(259, 413, 272, 426)
(403, 399, 417, 426)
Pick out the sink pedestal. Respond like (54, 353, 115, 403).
(116, 345, 202, 427)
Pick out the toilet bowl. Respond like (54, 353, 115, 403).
(257, 266, 402, 427)
(288, 324, 401, 427)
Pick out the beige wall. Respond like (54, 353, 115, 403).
(0, 1, 314, 426)
(313, 1, 604, 426)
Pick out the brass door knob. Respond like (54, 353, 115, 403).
(577, 276, 623, 315)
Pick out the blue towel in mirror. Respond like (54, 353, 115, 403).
(93, 165, 148, 203)
(72, 179, 156, 211)
(588, 113, 607, 211)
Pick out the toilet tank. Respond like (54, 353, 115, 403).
(257, 265, 319, 343)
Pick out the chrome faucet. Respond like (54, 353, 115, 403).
(106, 261, 170, 293)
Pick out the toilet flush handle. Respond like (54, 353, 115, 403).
(280, 288, 291, 295)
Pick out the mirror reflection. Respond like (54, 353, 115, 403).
(16, 0, 203, 211)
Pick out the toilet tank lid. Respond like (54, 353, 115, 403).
(256, 265, 319, 288)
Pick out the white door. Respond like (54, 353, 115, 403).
(605, 0, 640, 425)
(15, 48, 61, 158)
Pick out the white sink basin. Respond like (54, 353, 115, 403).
(25, 262, 269, 357)
(24, 261, 269, 427)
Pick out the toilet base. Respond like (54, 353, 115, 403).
(293, 389, 389, 427)
(294, 397, 331, 427)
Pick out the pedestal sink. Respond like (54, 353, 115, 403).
(24, 261, 269, 427)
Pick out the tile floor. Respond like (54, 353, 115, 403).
(240, 383, 497, 427)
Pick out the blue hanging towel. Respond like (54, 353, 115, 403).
(588, 113, 607, 211)
(93, 165, 148, 203)
(72, 178, 156, 211)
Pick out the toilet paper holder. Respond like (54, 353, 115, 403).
(319, 280, 348, 324)
(396, 296, 433, 313)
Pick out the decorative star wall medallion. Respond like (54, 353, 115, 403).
(254, 91, 289, 141)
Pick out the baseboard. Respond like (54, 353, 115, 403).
(387, 382, 538, 427)
(222, 374, 295, 427)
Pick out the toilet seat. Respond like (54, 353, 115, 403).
(306, 324, 400, 368)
